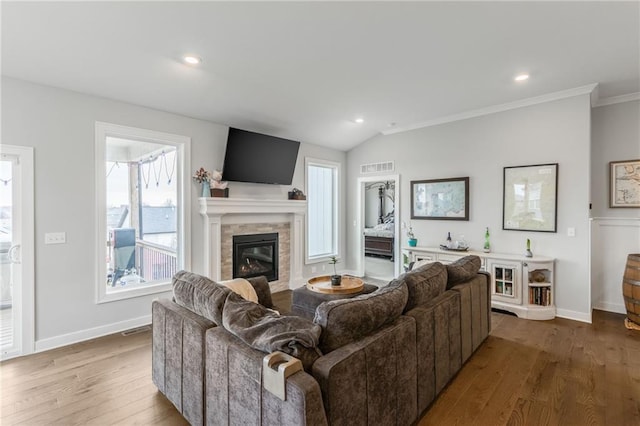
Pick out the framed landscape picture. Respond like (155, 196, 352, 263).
(610, 159, 640, 208)
(411, 177, 469, 220)
(503, 163, 558, 232)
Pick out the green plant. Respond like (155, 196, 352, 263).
(328, 256, 339, 276)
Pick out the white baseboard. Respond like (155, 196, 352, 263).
(556, 308, 592, 324)
(593, 301, 626, 314)
(35, 314, 152, 353)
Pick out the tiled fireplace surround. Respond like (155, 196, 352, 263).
(199, 198, 307, 292)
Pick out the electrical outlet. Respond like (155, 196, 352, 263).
(567, 227, 576, 237)
(45, 232, 66, 244)
(322, 265, 326, 272)
(311, 266, 317, 273)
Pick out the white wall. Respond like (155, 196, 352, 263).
(590, 100, 640, 313)
(1, 77, 345, 348)
(346, 95, 592, 321)
(591, 100, 640, 217)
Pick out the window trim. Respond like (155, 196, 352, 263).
(95, 122, 191, 304)
(305, 157, 340, 264)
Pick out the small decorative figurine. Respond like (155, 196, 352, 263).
(525, 238, 533, 258)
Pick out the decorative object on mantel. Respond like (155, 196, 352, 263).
(193, 167, 213, 197)
(623, 253, 640, 330)
(328, 256, 341, 286)
(484, 227, 491, 253)
(406, 224, 417, 247)
(610, 159, 640, 208)
(193, 167, 228, 197)
(525, 238, 533, 258)
(288, 188, 306, 200)
(209, 169, 229, 197)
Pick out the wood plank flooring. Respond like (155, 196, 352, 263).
(1, 293, 639, 425)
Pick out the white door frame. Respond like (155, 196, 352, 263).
(356, 174, 401, 278)
(0, 145, 35, 360)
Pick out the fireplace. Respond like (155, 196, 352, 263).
(233, 233, 279, 281)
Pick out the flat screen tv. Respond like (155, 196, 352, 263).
(222, 128, 300, 185)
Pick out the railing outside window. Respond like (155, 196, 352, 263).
(135, 239, 177, 282)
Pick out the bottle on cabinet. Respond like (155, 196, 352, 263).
(484, 227, 491, 253)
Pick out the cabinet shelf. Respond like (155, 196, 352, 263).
(402, 246, 555, 320)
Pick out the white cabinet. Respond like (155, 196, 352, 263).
(402, 246, 555, 320)
(488, 260, 522, 305)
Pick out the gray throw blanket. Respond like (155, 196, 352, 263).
(222, 291, 323, 370)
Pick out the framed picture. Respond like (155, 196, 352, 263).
(610, 159, 640, 208)
(411, 177, 469, 220)
(503, 163, 558, 232)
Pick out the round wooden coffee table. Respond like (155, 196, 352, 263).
(306, 275, 364, 294)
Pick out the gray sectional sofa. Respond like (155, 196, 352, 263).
(152, 256, 490, 425)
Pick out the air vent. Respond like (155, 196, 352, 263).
(121, 325, 151, 336)
(360, 161, 394, 174)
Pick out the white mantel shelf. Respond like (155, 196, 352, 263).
(199, 197, 307, 216)
(199, 197, 307, 288)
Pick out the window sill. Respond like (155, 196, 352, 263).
(306, 255, 340, 265)
(97, 280, 172, 304)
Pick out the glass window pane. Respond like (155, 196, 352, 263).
(307, 162, 337, 259)
(105, 138, 179, 291)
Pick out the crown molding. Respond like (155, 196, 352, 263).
(593, 92, 640, 108)
(381, 83, 599, 136)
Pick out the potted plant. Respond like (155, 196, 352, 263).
(329, 256, 341, 286)
(407, 225, 417, 247)
(525, 238, 533, 258)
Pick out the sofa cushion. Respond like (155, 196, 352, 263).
(222, 292, 322, 370)
(401, 262, 447, 312)
(172, 270, 231, 325)
(313, 279, 408, 353)
(446, 255, 481, 288)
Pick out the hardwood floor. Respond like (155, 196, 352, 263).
(1, 298, 639, 425)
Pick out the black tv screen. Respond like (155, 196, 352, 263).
(222, 128, 300, 185)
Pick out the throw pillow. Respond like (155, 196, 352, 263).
(313, 279, 408, 353)
(446, 255, 481, 288)
(218, 278, 259, 303)
(401, 261, 447, 312)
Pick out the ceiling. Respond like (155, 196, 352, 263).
(2, 2, 638, 151)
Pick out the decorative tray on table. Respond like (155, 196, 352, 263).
(439, 245, 470, 252)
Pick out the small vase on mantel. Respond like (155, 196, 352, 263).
(201, 181, 211, 197)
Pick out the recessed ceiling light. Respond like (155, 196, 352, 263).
(355, 118, 364, 124)
(183, 55, 202, 65)
(514, 73, 529, 82)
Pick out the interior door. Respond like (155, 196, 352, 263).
(0, 145, 34, 360)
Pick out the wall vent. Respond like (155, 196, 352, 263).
(360, 161, 394, 174)
(121, 325, 151, 336)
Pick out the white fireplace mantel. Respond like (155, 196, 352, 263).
(199, 198, 307, 287)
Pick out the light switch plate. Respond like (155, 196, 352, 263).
(45, 232, 66, 244)
(567, 227, 576, 237)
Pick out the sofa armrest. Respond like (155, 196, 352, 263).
(152, 299, 216, 426)
(247, 275, 274, 308)
(311, 316, 418, 426)
(205, 327, 327, 426)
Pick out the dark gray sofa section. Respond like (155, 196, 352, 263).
(152, 256, 491, 425)
(152, 272, 276, 425)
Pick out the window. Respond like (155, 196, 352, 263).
(306, 158, 339, 262)
(96, 122, 190, 303)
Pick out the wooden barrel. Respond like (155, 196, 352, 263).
(623, 253, 640, 326)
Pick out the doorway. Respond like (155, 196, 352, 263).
(0, 145, 34, 360)
(356, 175, 400, 282)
